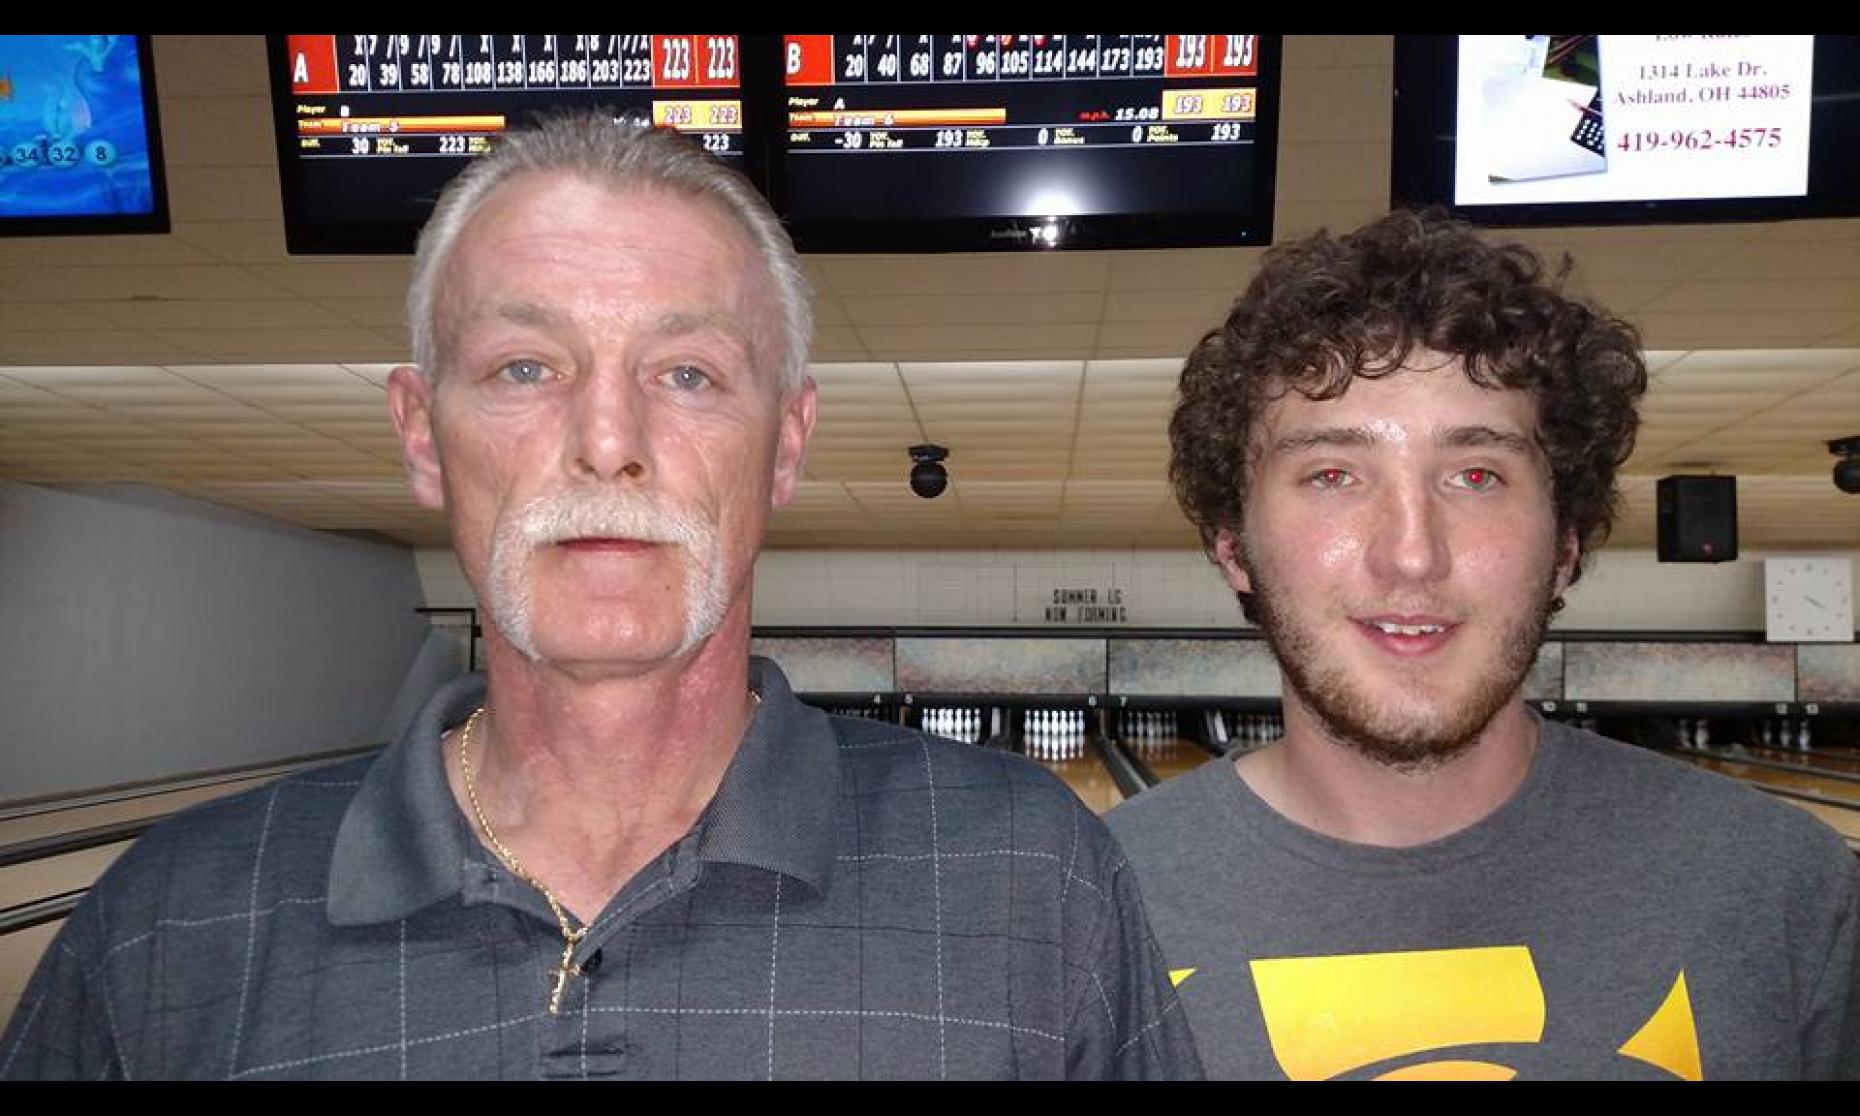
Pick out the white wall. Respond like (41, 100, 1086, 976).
(414, 545, 1860, 633)
(754, 548, 1241, 628)
(2, 483, 433, 801)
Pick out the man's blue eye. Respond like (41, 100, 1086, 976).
(498, 360, 548, 385)
(667, 365, 711, 391)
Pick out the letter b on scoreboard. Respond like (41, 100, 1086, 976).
(785, 35, 835, 86)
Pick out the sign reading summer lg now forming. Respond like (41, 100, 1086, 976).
(1454, 36, 1813, 207)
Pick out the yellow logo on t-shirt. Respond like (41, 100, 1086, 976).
(1177, 946, 1702, 1080)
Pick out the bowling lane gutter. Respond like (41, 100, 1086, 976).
(1094, 735, 1154, 799)
(0, 820, 183, 938)
(1702, 744, 1860, 779)
(0, 743, 381, 823)
(0, 889, 85, 935)
(1677, 745, 1860, 789)
(1669, 753, 1860, 851)
(0, 818, 151, 870)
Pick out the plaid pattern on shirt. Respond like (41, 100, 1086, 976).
(3, 659, 1201, 1080)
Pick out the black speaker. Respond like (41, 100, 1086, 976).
(1656, 475, 1737, 563)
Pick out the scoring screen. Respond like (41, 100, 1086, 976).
(274, 34, 744, 251)
(777, 34, 1273, 245)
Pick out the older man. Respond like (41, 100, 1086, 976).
(1109, 210, 1859, 1080)
(3, 114, 1198, 1080)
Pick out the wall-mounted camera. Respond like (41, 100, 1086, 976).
(909, 444, 949, 499)
(1832, 436, 1860, 495)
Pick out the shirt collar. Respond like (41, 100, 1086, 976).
(326, 656, 839, 926)
(694, 656, 840, 897)
(326, 672, 483, 926)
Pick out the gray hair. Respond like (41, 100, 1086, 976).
(406, 111, 812, 394)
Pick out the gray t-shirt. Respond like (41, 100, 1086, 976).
(1108, 720, 1860, 1080)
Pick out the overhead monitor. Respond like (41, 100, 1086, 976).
(268, 34, 748, 253)
(1393, 35, 1860, 225)
(0, 34, 169, 236)
(761, 34, 1281, 251)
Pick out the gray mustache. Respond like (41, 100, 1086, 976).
(514, 491, 713, 550)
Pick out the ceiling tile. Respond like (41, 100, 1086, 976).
(97, 299, 339, 331)
(166, 166, 301, 223)
(0, 303, 143, 332)
(151, 33, 269, 96)
(1, 35, 1859, 554)
(1645, 280, 1860, 314)
(159, 94, 276, 168)
(0, 265, 294, 303)
(0, 234, 217, 268)
(1274, 140, 1390, 203)
(818, 253, 1111, 297)
(1102, 289, 1238, 323)
(1272, 199, 1390, 242)
(812, 326, 868, 359)
(0, 333, 211, 364)
(1107, 250, 1257, 292)
(1094, 320, 1211, 352)
(169, 220, 289, 265)
(1278, 63, 1393, 143)
(1283, 35, 1392, 69)
(244, 262, 414, 300)
(1636, 311, 1860, 348)
(1659, 349, 1860, 378)
(1702, 240, 1860, 281)
(839, 291, 1102, 327)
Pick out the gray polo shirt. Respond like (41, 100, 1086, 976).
(3, 658, 1200, 1080)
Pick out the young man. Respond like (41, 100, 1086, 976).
(3, 115, 1198, 1080)
(1108, 210, 1858, 1080)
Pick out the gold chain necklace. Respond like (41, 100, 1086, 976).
(455, 690, 762, 1016)
(457, 705, 587, 1016)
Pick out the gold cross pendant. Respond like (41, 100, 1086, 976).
(548, 940, 579, 1015)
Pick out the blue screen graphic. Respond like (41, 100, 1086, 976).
(0, 35, 159, 219)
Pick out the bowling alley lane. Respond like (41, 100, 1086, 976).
(0, 770, 301, 849)
(1113, 707, 1288, 788)
(780, 629, 1290, 816)
(908, 703, 1232, 814)
(1127, 735, 1221, 783)
(1673, 750, 1860, 803)
(1013, 709, 1121, 813)
(1030, 748, 1126, 815)
(1669, 751, 1860, 847)
(1010, 706, 1238, 813)
(890, 701, 1130, 813)
(1777, 798, 1860, 848)
(1720, 743, 1860, 777)
(0, 752, 376, 1030)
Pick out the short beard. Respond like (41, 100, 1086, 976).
(484, 489, 730, 664)
(1246, 542, 1558, 773)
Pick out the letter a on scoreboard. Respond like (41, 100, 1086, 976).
(289, 35, 339, 95)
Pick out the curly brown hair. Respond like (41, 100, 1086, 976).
(1170, 209, 1647, 607)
